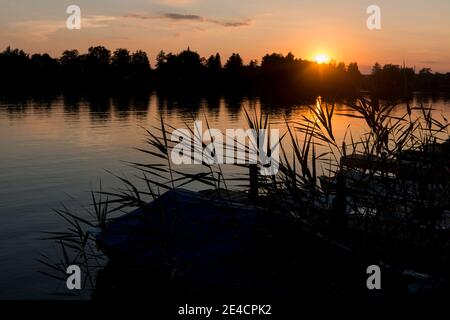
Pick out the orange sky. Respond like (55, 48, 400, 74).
(1, 0, 450, 73)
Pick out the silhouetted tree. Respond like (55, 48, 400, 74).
(347, 62, 362, 88)
(178, 48, 204, 81)
(112, 48, 132, 83)
(59, 50, 82, 87)
(131, 50, 151, 86)
(370, 62, 415, 98)
(417, 68, 434, 92)
(207, 54, 222, 72)
(156, 51, 166, 69)
(224, 53, 243, 72)
(224, 53, 244, 88)
(86, 46, 111, 88)
(60, 49, 79, 66)
(155, 48, 205, 89)
(0, 47, 30, 90)
(248, 60, 258, 70)
(29, 53, 60, 89)
(206, 53, 222, 85)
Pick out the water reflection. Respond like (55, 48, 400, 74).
(2, 92, 450, 124)
(0, 93, 450, 299)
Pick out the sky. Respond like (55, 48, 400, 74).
(1, 0, 450, 73)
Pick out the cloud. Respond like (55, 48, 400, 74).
(420, 60, 439, 65)
(83, 15, 119, 28)
(11, 20, 63, 40)
(124, 12, 251, 27)
(158, 0, 196, 5)
(7, 10, 250, 42)
(163, 13, 204, 21)
(123, 13, 156, 20)
(207, 19, 251, 27)
(10, 15, 118, 40)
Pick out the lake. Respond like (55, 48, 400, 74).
(0, 93, 449, 299)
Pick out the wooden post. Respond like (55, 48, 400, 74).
(249, 164, 258, 200)
(332, 170, 347, 235)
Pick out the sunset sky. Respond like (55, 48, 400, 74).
(1, 0, 450, 73)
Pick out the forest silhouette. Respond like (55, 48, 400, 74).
(1, 46, 449, 98)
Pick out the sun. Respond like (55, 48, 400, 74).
(314, 54, 330, 64)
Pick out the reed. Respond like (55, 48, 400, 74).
(41, 96, 450, 297)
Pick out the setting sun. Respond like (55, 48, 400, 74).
(314, 54, 330, 64)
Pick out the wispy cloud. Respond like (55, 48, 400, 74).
(208, 19, 251, 27)
(11, 15, 118, 40)
(124, 12, 251, 27)
(158, 0, 197, 5)
(7, 11, 250, 42)
(162, 13, 203, 21)
(420, 60, 439, 65)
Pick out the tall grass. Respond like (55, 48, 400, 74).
(41, 96, 450, 296)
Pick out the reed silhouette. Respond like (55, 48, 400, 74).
(41, 98, 450, 300)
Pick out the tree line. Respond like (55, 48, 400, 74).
(0, 46, 449, 98)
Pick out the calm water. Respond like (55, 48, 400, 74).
(0, 93, 449, 299)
